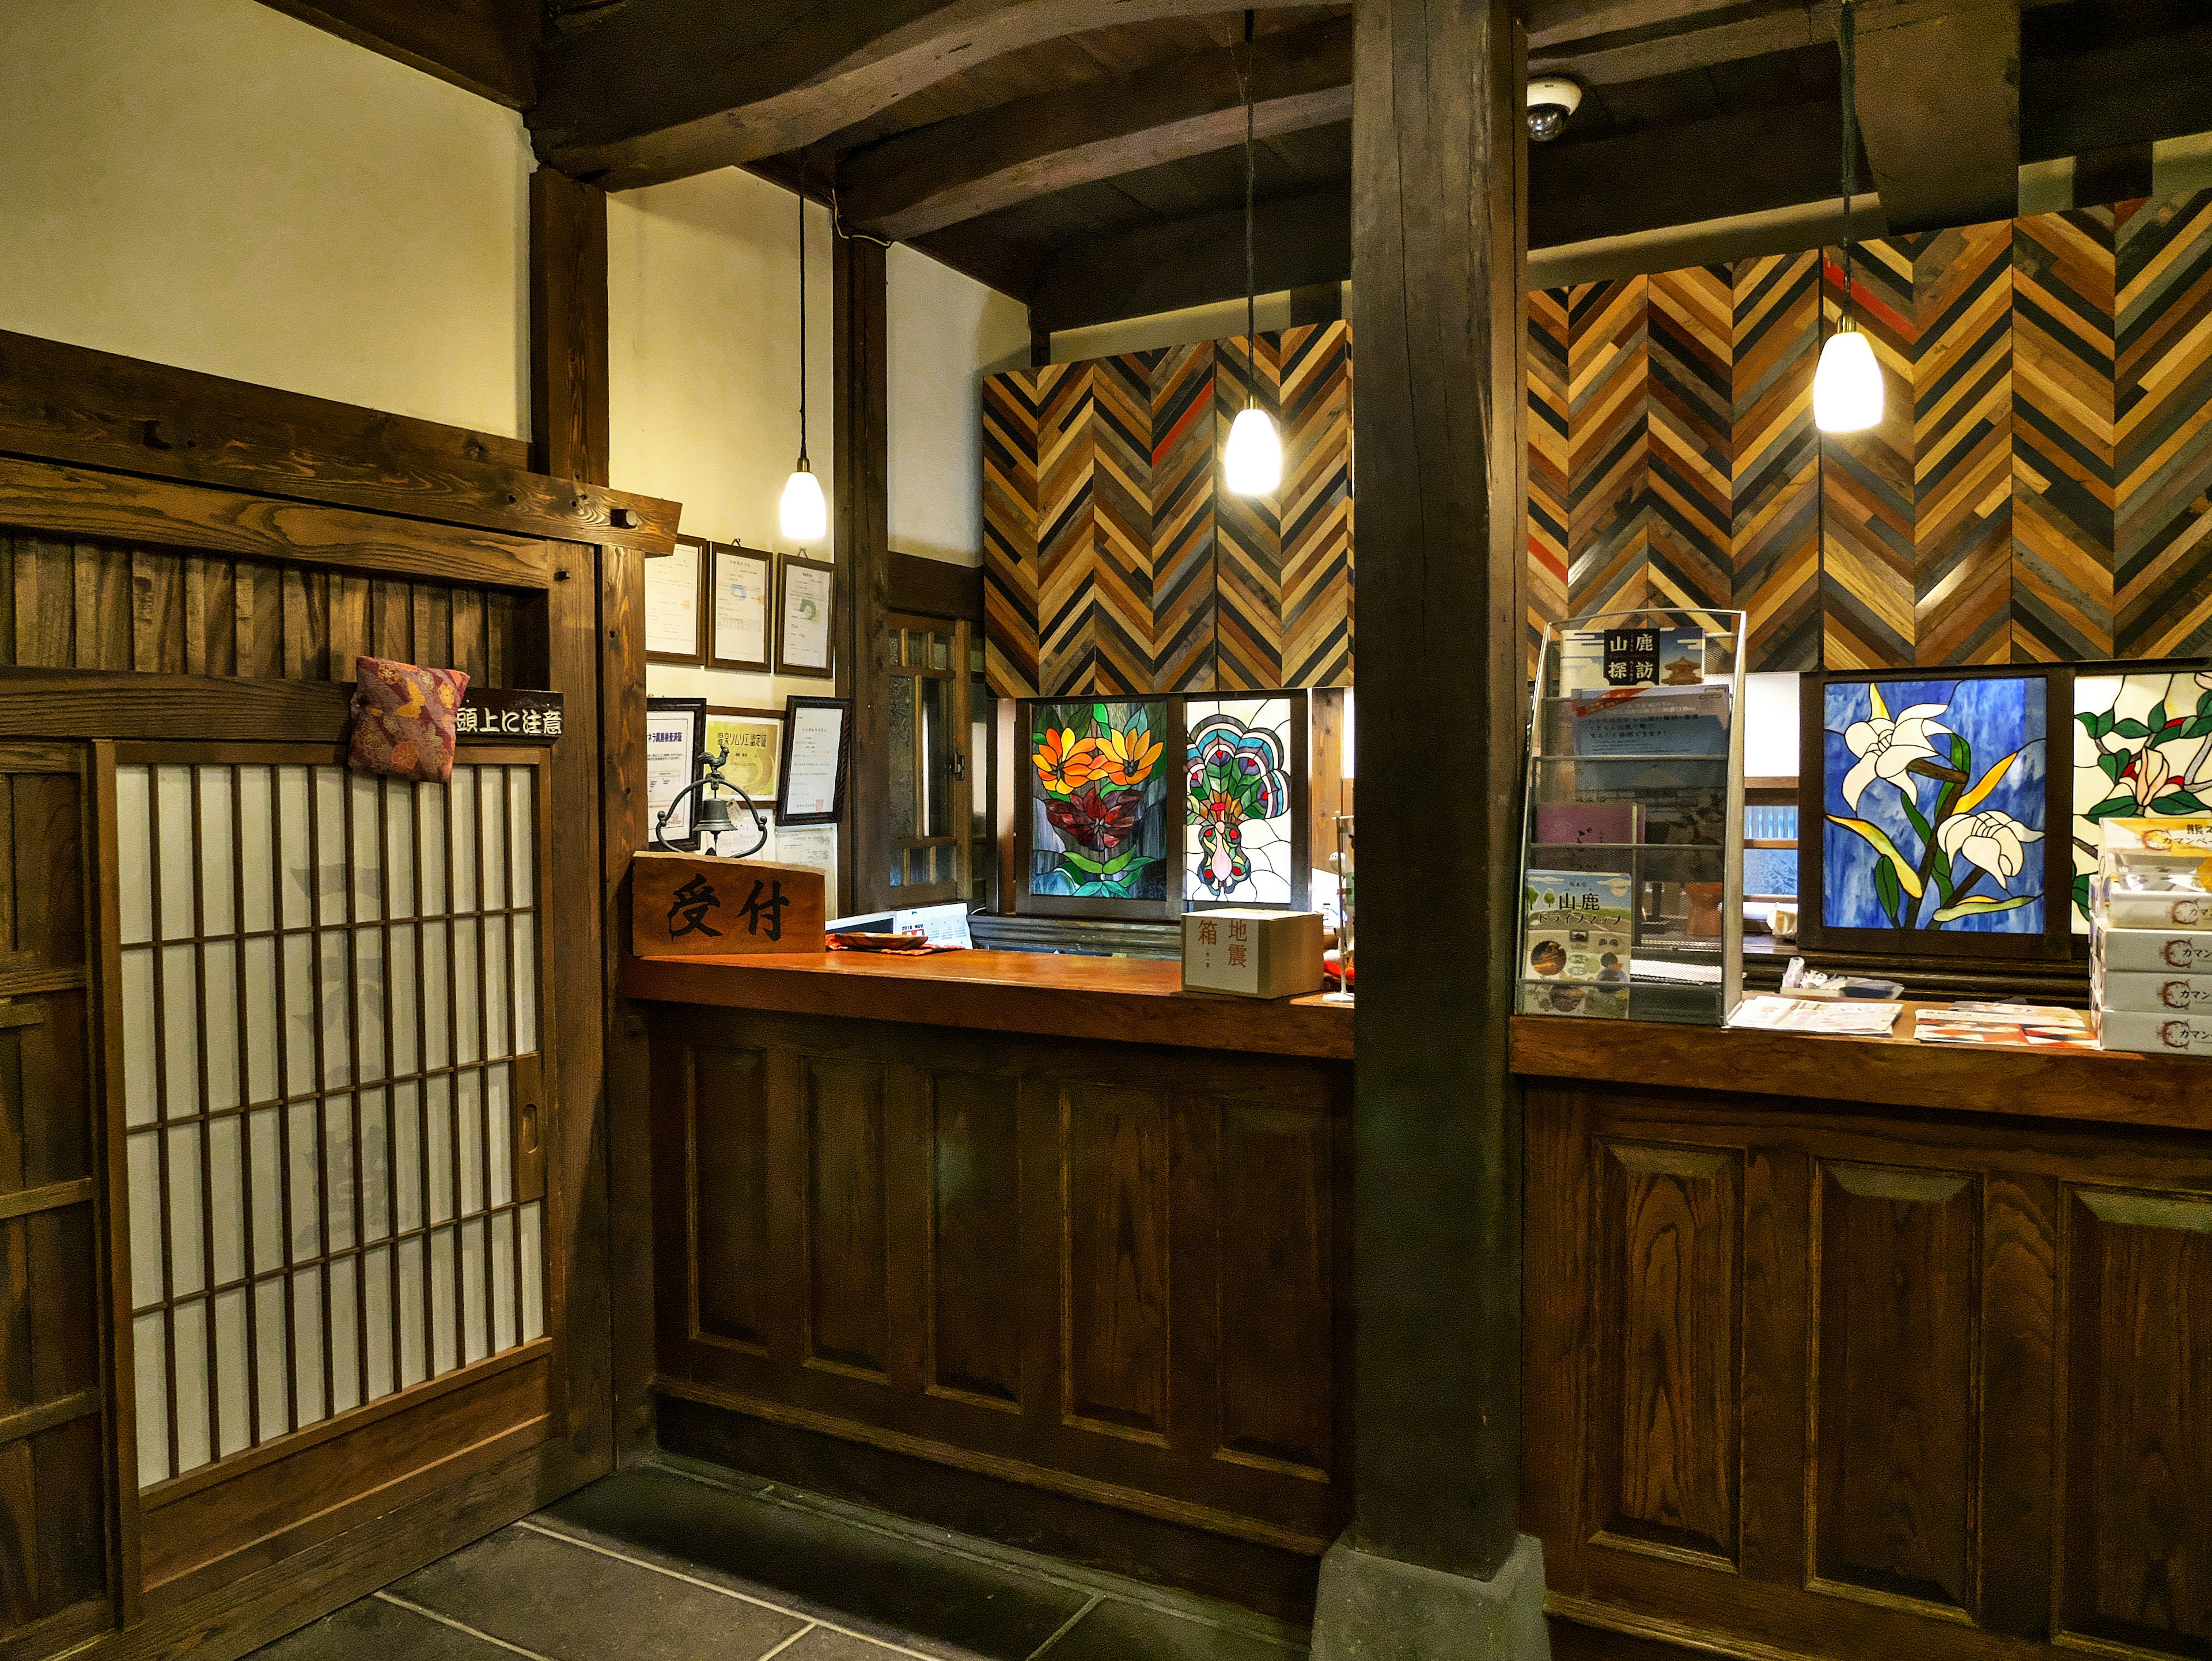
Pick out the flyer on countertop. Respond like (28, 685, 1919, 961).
(1726, 995, 1902, 1036)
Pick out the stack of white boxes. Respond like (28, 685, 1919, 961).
(2090, 818, 2212, 1055)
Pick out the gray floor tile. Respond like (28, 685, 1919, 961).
(1042, 1599, 1307, 1661)
(777, 1629, 920, 1661)
(389, 1521, 808, 1660)
(251, 1594, 508, 1661)
(545, 1467, 1091, 1661)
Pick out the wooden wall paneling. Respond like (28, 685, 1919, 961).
(233, 559, 283, 680)
(1643, 266, 1737, 622)
(1089, 352, 1164, 697)
(981, 369, 1042, 699)
(1591, 1141, 1741, 1566)
(1735, 1142, 1811, 1585)
(1976, 1172, 2058, 1639)
(1278, 321, 1354, 690)
(1036, 362, 1099, 697)
(2113, 189, 2212, 658)
(1910, 222, 2017, 668)
(1150, 343, 1218, 695)
(1059, 1082, 1171, 1443)
(923, 1069, 1024, 1410)
(2058, 1186, 2212, 1656)
(690, 1045, 772, 1353)
(1568, 277, 1653, 619)
(1205, 1091, 1336, 1483)
(2012, 208, 2119, 661)
(1214, 336, 1285, 693)
(1820, 239, 1921, 669)
(1810, 1161, 1982, 1614)
(1529, 292, 1573, 675)
(802, 1057, 894, 1381)
(130, 548, 185, 676)
(15, 536, 75, 669)
(1730, 252, 1823, 672)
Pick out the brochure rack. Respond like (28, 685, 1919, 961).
(1518, 609, 1748, 1026)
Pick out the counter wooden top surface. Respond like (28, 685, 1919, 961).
(1511, 1004, 2210, 1131)
(622, 948, 1353, 1060)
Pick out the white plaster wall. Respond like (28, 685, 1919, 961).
(0, 0, 531, 437)
(888, 243, 1031, 566)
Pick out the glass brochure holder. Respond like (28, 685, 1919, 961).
(1519, 610, 1747, 1025)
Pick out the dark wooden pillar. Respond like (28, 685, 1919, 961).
(835, 234, 891, 918)
(1316, 0, 1545, 1653)
(531, 167, 653, 1462)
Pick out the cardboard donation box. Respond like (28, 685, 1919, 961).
(631, 852, 826, 957)
(1181, 909, 1324, 999)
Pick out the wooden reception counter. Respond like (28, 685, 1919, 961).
(620, 948, 1353, 1619)
(1512, 1010, 2212, 1661)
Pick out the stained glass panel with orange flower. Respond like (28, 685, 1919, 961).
(1028, 701, 1171, 900)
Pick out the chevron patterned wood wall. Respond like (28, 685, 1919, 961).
(983, 321, 1353, 698)
(984, 192, 2210, 693)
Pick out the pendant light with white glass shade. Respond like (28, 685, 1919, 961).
(1223, 11, 1282, 498)
(1813, 0, 1883, 435)
(779, 158, 828, 543)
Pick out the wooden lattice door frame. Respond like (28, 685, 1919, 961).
(0, 466, 618, 1658)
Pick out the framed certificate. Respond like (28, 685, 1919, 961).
(776, 695, 851, 826)
(704, 705, 784, 804)
(775, 554, 836, 678)
(645, 696, 706, 850)
(645, 538, 709, 664)
(709, 544, 772, 671)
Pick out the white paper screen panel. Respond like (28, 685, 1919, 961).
(117, 762, 545, 1489)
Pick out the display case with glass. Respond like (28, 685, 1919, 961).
(1518, 609, 1747, 1024)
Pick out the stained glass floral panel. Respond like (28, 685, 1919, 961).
(1183, 697, 1295, 906)
(1821, 676, 2049, 934)
(2072, 667, 2212, 931)
(1027, 700, 1171, 901)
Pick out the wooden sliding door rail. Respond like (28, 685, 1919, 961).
(0, 327, 677, 554)
(0, 456, 559, 591)
(0, 671, 353, 744)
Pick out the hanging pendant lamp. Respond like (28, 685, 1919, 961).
(780, 156, 828, 542)
(1813, 0, 1883, 434)
(1224, 11, 1282, 497)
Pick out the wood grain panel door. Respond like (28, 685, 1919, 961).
(0, 746, 114, 1658)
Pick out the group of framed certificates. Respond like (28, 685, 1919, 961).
(646, 536, 835, 676)
(645, 693, 852, 856)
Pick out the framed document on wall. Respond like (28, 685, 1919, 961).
(776, 554, 836, 678)
(646, 538, 709, 664)
(777, 696, 851, 826)
(709, 544, 773, 672)
(704, 705, 783, 804)
(645, 695, 706, 850)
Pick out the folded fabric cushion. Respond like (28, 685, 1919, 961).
(349, 656, 469, 782)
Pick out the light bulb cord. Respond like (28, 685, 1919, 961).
(1838, 0, 1856, 315)
(1243, 8, 1256, 411)
(797, 152, 810, 469)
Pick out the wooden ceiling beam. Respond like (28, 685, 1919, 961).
(255, 0, 536, 108)
(1851, 0, 2022, 232)
(1027, 90, 1850, 331)
(1027, 190, 1351, 335)
(838, 18, 1353, 243)
(532, 0, 1323, 194)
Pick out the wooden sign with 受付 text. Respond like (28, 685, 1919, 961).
(630, 852, 826, 957)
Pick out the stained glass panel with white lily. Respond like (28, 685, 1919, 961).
(1028, 700, 1171, 901)
(2072, 667, 2212, 931)
(1822, 677, 2048, 933)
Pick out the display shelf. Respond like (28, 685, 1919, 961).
(1517, 609, 1747, 1026)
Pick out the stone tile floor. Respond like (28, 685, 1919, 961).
(252, 1459, 1310, 1661)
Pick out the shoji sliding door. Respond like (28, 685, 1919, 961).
(104, 744, 559, 1604)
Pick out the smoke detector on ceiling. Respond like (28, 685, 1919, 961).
(1527, 75, 1584, 142)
